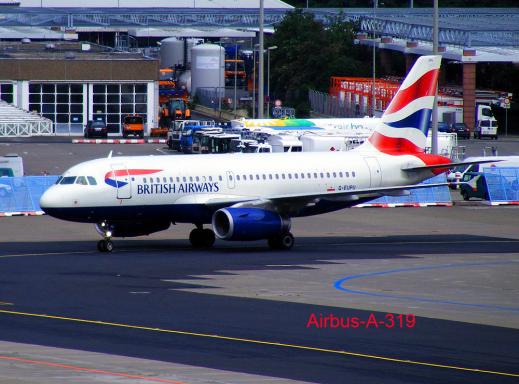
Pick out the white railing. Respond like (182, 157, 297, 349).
(0, 101, 54, 137)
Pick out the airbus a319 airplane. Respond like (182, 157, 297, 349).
(40, 55, 454, 252)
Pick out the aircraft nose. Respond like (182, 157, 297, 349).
(39, 186, 60, 211)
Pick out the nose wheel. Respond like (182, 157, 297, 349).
(97, 239, 114, 253)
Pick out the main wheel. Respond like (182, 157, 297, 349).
(189, 228, 203, 248)
(201, 228, 215, 248)
(268, 232, 295, 250)
(190, 228, 215, 248)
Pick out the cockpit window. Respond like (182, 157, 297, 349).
(55, 176, 63, 185)
(87, 176, 97, 185)
(76, 176, 88, 185)
(59, 176, 77, 185)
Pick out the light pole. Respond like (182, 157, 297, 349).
(267, 45, 278, 118)
(372, 0, 377, 117)
(252, 48, 256, 118)
(233, 40, 245, 114)
(216, 38, 228, 113)
(431, 0, 439, 154)
(258, 0, 265, 118)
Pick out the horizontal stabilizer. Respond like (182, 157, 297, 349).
(402, 159, 503, 172)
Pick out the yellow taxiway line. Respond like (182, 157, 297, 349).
(0, 309, 517, 378)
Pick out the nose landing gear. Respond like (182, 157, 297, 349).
(96, 221, 114, 253)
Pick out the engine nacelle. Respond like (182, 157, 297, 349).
(96, 220, 170, 238)
(212, 208, 290, 241)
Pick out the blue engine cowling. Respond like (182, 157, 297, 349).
(212, 208, 291, 241)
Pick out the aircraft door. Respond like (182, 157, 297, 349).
(226, 171, 235, 189)
(110, 164, 132, 199)
(364, 157, 382, 188)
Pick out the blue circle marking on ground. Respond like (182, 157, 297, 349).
(333, 261, 519, 312)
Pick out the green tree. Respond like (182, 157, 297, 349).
(267, 10, 370, 116)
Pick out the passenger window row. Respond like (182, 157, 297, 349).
(139, 175, 215, 183)
(137, 171, 357, 184)
(230, 171, 356, 182)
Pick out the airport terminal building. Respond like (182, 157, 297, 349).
(0, 41, 159, 135)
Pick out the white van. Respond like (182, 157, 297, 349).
(473, 104, 499, 140)
(447, 156, 519, 186)
(268, 135, 303, 153)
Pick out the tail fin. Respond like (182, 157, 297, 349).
(362, 55, 441, 155)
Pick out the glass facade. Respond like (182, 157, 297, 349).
(92, 83, 147, 133)
(28, 83, 84, 134)
(0, 83, 14, 104)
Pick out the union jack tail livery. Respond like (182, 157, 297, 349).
(362, 55, 441, 155)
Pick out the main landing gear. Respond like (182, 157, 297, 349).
(189, 225, 215, 248)
(96, 221, 114, 253)
(268, 232, 295, 250)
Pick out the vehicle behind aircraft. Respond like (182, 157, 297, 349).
(448, 156, 519, 199)
(447, 156, 519, 184)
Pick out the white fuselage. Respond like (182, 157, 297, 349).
(40, 150, 429, 224)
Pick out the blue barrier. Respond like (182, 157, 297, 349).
(0, 176, 58, 214)
(357, 174, 452, 207)
(483, 167, 519, 204)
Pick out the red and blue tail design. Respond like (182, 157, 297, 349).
(363, 55, 441, 155)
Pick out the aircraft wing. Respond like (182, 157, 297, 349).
(227, 182, 447, 213)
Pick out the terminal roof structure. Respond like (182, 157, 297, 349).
(11, 0, 293, 8)
(0, 6, 518, 61)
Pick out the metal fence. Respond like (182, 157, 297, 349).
(484, 167, 519, 204)
(356, 174, 453, 207)
(196, 87, 251, 112)
(309, 90, 360, 118)
(0, 176, 58, 214)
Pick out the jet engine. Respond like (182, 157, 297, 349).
(95, 220, 170, 238)
(212, 208, 290, 241)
